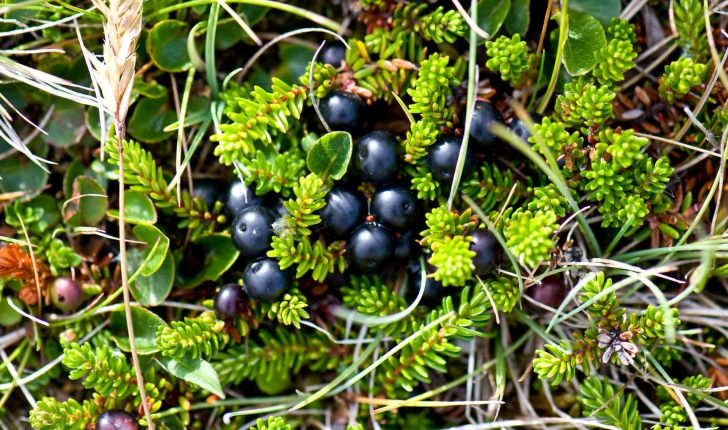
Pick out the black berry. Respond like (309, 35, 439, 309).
(318, 186, 366, 239)
(243, 258, 293, 303)
(270, 197, 290, 218)
(469, 100, 502, 150)
(527, 275, 566, 311)
(351, 131, 401, 185)
(426, 134, 475, 186)
(231, 206, 276, 258)
(393, 230, 418, 260)
(508, 112, 544, 144)
(51, 278, 83, 311)
(318, 90, 366, 134)
(409, 263, 444, 306)
(468, 229, 502, 276)
(191, 179, 221, 209)
(96, 410, 139, 430)
(214, 283, 246, 321)
(319, 41, 347, 67)
(371, 185, 420, 231)
(347, 224, 394, 272)
(221, 179, 264, 218)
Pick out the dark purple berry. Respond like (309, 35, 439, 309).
(243, 258, 293, 303)
(393, 230, 418, 260)
(318, 186, 366, 239)
(319, 41, 347, 67)
(319, 90, 366, 134)
(95, 410, 139, 430)
(214, 283, 246, 321)
(409, 263, 444, 306)
(351, 131, 401, 185)
(469, 100, 503, 150)
(426, 134, 475, 186)
(231, 206, 276, 258)
(468, 229, 502, 276)
(347, 224, 394, 272)
(51, 278, 83, 311)
(371, 186, 419, 231)
(222, 179, 264, 218)
(191, 179, 221, 209)
(270, 197, 290, 218)
(527, 275, 566, 311)
(508, 112, 544, 144)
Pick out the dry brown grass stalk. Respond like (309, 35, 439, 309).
(84, 0, 154, 428)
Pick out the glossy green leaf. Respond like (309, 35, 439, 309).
(109, 304, 167, 354)
(133, 224, 170, 276)
(175, 234, 239, 289)
(161, 355, 225, 398)
(42, 105, 86, 147)
(127, 96, 177, 143)
(28, 194, 61, 231)
(133, 78, 168, 100)
(306, 131, 352, 181)
(562, 11, 607, 76)
(504, 0, 530, 35)
(63, 160, 107, 198)
(126, 247, 175, 306)
(569, 0, 621, 27)
(477, 0, 511, 38)
(84, 106, 114, 142)
(0, 137, 48, 193)
(0, 296, 22, 327)
(108, 190, 157, 224)
(147, 20, 192, 72)
(63, 176, 107, 227)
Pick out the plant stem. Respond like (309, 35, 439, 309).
(537, 0, 568, 114)
(116, 125, 154, 430)
(603, 215, 634, 256)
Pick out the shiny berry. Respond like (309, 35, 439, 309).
(319, 41, 347, 67)
(469, 100, 503, 150)
(319, 90, 366, 134)
(409, 263, 444, 306)
(51, 278, 83, 311)
(243, 258, 293, 303)
(191, 179, 221, 209)
(347, 224, 394, 272)
(468, 229, 502, 276)
(214, 284, 246, 321)
(221, 179, 264, 218)
(318, 186, 366, 239)
(270, 197, 289, 218)
(393, 230, 418, 260)
(508, 112, 544, 144)
(426, 134, 475, 186)
(95, 410, 139, 430)
(527, 275, 566, 311)
(371, 186, 420, 231)
(351, 131, 401, 185)
(231, 206, 276, 258)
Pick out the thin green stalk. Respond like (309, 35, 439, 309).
(537, 0, 568, 114)
(603, 215, 635, 256)
(0, 342, 31, 409)
(0, 338, 28, 375)
(146, 0, 342, 32)
(490, 120, 601, 257)
(206, 3, 220, 100)
(116, 125, 153, 429)
(446, 0, 477, 210)
(152, 395, 301, 419)
(171, 67, 196, 196)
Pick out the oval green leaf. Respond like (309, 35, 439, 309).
(0, 137, 49, 193)
(306, 131, 352, 181)
(477, 0, 511, 39)
(504, 0, 530, 36)
(147, 20, 192, 72)
(161, 356, 225, 399)
(174, 234, 239, 289)
(42, 105, 87, 148)
(127, 247, 175, 306)
(121, 190, 157, 224)
(109, 304, 167, 354)
(569, 0, 621, 27)
(63, 176, 108, 227)
(133, 224, 170, 276)
(562, 11, 607, 76)
(127, 96, 177, 143)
